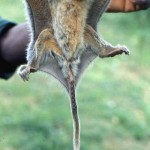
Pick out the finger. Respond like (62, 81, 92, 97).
(131, 0, 150, 10)
(124, 0, 136, 12)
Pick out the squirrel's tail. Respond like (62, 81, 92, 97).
(67, 68, 80, 150)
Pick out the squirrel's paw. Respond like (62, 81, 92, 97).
(115, 45, 130, 56)
(18, 65, 30, 82)
(99, 45, 130, 58)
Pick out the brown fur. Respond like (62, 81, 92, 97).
(18, 1, 129, 150)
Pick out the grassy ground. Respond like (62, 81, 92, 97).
(0, 0, 150, 150)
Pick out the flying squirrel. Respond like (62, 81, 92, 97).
(18, 0, 129, 150)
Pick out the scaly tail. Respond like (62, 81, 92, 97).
(67, 68, 80, 150)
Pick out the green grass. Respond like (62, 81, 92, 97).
(0, 0, 150, 150)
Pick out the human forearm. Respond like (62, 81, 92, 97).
(0, 23, 28, 65)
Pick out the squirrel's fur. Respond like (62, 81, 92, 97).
(18, 0, 129, 150)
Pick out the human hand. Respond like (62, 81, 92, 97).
(107, 0, 150, 12)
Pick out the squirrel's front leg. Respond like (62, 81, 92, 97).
(18, 28, 63, 81)
(84, 24, 129, 58)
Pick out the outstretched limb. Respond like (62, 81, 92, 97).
(84, 24, 129, 58)
(18, 28, 63, 81)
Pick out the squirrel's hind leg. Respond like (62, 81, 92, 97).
(84, 25, 129, 58)
(18, 28, 63, 81)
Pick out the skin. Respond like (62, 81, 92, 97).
(0, 23, 28, 65)
(0, 0, 149, 70)
(107, 0, 150, 12)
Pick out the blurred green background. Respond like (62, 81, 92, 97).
(0, 0, 150, 150)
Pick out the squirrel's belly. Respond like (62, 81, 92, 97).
(52, 2, 85, 60)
